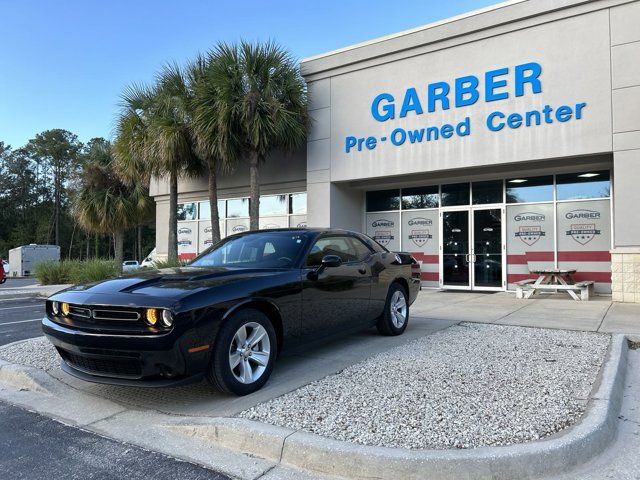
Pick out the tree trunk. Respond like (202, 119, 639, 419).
(54, 168, 60, 246)
(168, 171, 179, 262)
(85, 233, 90, 260)
(249, 151, 260, 231)
(208, 164, 221, 244)
(94, 233, 99, 258)
(137, 225, 142, 262)
(114, 231, 124, 273)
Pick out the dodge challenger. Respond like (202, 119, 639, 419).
(43, 229, 421, 395)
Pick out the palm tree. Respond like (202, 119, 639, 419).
(188, 55, 231, 243)
(74, 140, 153, 272)
(199, 41, 308, 230)
(113, 65, 204, 262)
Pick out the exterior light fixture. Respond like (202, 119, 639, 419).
(578, 172, 600, 178)
(508, 179, 527, 183)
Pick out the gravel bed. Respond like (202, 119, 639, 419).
(240, 323, 610, 450)
(0, 337, 60, 371)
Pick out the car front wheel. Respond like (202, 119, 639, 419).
(207, 309, 277, 395)
(376, 283, 409, 336)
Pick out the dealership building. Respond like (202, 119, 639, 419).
(151, 0, 640, 303)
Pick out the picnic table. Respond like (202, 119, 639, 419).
(515, 268, 594, 301)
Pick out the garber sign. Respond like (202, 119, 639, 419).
(345, 61, 587, 154)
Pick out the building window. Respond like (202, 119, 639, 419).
(506, 176, 553, 203)
(402, 185, 439, 209)
(177, 203, 197, 221)
(556, 170, 610, 200)
(472, 180, 503, 205)
(366, 189, 400, 212)
(227, 198, 249, 218)
(441, 183, 470, 207)
(290, 193, 307, 214)
(198, 200, 226, 220)
(260, 194, 288, 216)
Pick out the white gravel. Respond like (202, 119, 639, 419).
(0, 337, 60, 371)
(239, 323, 610, 450)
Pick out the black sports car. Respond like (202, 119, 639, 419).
(43, 229, 421, 395)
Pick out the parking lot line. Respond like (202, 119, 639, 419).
(0, 304, 42, 311)
(0, 318, 42, 326)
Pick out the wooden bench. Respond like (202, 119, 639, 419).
(515, 279, 536, 299)
(516, 279, 594, 301)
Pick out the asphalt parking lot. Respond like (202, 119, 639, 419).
(0, 297, 45, 346)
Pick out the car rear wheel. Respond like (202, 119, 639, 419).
(376, 283, 409, 336)
(207, 309, 277, 395)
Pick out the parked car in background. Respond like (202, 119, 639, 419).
(122, 260, 140, 272)
(43, 229, 421, 395)
(140, 248, 157, 268)
(2, 259, 8, 275)
(0, 260, 6, 284)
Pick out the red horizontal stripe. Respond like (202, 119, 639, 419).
(178, 253, 197, 260)
(507, 272, 611, 284)
(558, 251, 611, 262)
(411, 252, 439, 264)
(507, 252, 554, 265)
(420, 272, 439, 281)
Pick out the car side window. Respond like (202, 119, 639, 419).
(306, 236, 359, 266)
(349, 237, 373, 261)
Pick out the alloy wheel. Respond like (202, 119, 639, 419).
(229, 322, 271, 384)
(390, 290, 407, 328)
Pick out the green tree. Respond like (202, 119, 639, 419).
(73, 139, 154, 272)
(114, 66, 204, 262)
(25, 129, 82, 246)
(198, 41, 308, 230)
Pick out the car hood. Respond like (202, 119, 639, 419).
(50, 267, 288, 307)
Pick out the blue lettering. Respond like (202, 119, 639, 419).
(456, 117, 471, 136)
(365, 136, 377, 149)
(407, 129, 425, 143)
(455, 76, 479, 107)
(515, 62, 542, 97)
(428, 82, 450, 112)
(399, 88, 424, 118)
(485, 68, 509, 102)
(487, 111, 505, 131)
(555, 105, 572, 122)
(371, 93, 395, 122)
(390, 128, 406, 146)
(507, 112, 522, 128)
(440, 124, 454, 139)
(345, 136, 357, 153)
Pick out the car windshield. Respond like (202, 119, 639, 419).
(191, 231, 309, 269)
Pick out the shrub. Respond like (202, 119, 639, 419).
(34, 259, 118, 285)
(151, 258, 189, 269)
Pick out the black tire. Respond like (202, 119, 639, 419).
(376, 283, 409, 336)
(207, 308, 277, 396)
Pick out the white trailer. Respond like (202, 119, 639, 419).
(8, 244, 60, 277)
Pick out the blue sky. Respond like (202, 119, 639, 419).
(0, 0, 497, 148)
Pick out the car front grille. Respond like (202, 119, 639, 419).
(58, 348, 142, 378)
(56, 304, 154, 334)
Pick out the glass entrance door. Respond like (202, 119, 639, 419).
(442, 210, 470, 288)
(441, 208, 504, 290)
(472, 208, 503, 289)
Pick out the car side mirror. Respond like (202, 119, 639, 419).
(321, 255, 342, 268)
(307, 254, 342, 280)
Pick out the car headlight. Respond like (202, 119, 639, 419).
(161, 310, 174, 327)
(61, 303, 70, 316)
(145, 308, 159, 326)
(51, 301, 60, 315)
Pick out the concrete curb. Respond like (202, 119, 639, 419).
(0, 284, 72, 301)
(169, 334, 629, 480)
(0, 358, 51, 394)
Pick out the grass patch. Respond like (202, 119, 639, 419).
(151, 258, 189, 269)
(35, 259, 119, 285)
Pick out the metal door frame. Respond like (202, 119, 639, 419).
(439, 205, 506, 291)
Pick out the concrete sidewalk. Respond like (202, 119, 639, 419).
(411, 290, 640, 335)
(0, 284, 71, 301)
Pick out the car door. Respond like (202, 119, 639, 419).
(300, 235, 372, 339)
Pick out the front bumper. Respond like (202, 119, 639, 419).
(42, 317, 211, 387)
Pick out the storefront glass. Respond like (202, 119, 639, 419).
(365, 169, 611, 292)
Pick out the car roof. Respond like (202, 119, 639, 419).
(234, 228, 363, 235)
